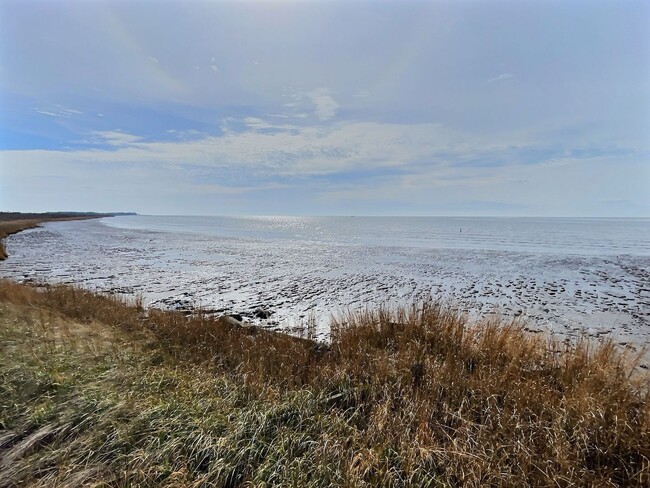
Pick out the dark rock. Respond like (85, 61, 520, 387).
(254, 308, 273, 319)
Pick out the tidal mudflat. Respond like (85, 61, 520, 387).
(2, 216, 649, 345)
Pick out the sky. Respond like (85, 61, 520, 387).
(0, 0, 648, 217)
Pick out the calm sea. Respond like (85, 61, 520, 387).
(104, 215, 650, 256)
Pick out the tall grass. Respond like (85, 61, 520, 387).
(1, 280, 648, 486)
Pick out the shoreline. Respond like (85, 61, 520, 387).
(2, 215, 648, 349)
(0, 212, 133, 260)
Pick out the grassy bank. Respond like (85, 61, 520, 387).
(0, 280, 648, 486)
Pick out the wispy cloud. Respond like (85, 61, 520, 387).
(4, 116, 623, 184)
(307, 88, 339, 121)
(94, 131, 143, 147)
(34, 104, 83, 118)
(487, 73, 515, 83)
(2, 115, 646, 215)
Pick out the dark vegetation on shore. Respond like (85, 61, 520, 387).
(0, 212, 135, 260)
(0, 212, 136, 223)
(1, 280, 648, 487)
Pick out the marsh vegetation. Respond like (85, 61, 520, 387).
(1, 280, 648, 486)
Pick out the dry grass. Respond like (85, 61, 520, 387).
(0, 279, 648, 487)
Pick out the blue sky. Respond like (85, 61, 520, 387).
(0, 0, 648, 216)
